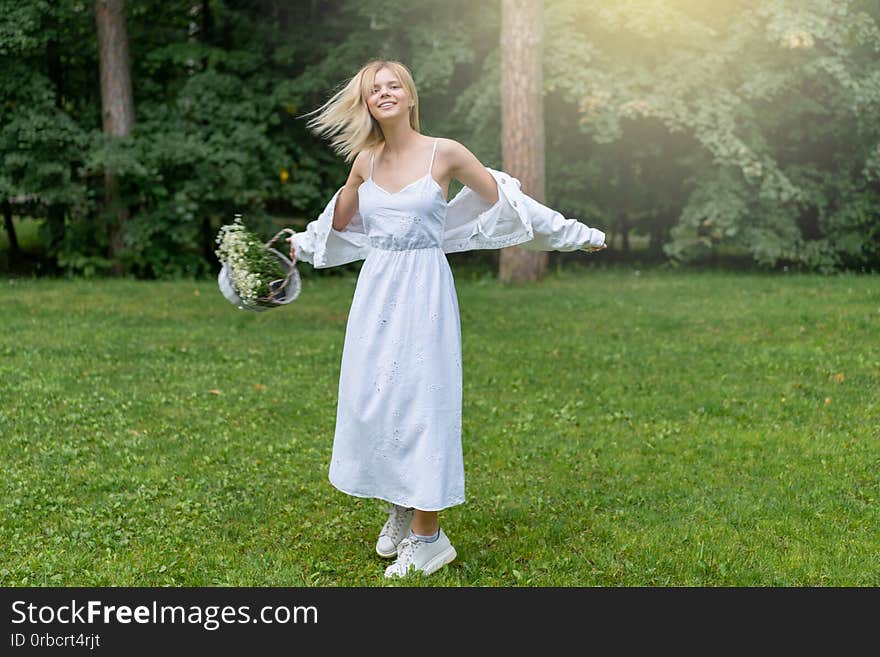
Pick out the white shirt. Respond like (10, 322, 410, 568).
(289, 167, 606, 268)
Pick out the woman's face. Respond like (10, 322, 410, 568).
(367, 67, 410, 123)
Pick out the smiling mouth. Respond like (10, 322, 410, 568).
(378, 101, 396, 109)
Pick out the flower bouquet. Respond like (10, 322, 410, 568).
(215, 214, 301, 311)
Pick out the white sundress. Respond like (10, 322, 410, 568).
(328, 138, 465, 512)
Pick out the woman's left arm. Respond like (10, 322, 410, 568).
(445, 139, 499, 206)
(442, 138, 607, 254)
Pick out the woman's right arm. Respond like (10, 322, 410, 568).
(332, 149, 370, 232)
(287, 149, 370, 263)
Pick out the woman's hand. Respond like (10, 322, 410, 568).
(286, 234, 297, 264)
(584, 242, 607, 253)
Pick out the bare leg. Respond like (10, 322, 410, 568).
(411, 510, 439, 535)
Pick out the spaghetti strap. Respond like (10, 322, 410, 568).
(427, 138, 438, 176)
(369, 152, 375, 180)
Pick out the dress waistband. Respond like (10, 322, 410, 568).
(368, 235, 442, 251)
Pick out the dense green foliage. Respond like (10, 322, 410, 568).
(547, 1, 880, 271)
(1, 0, 878, 276)
(1, 270, 878, 585)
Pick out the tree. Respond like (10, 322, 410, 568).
(546, 0, 880, 271)
(499, 0, 548, 283)
(0, 0, 90, 272)
(95, 0, 135, 275)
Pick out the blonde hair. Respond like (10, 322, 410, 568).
(302, 60, 420, 162)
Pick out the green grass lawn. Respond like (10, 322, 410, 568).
(1, 266, 878, 586)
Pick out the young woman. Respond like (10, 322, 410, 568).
(288, 59, 606, 579)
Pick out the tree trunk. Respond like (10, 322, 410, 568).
(47, 1, 67, 257)
(3, 201, 19, 255)
(499, 0, 547, 284)
(95, 0, 134, 276)
(198, 0, 215, 265)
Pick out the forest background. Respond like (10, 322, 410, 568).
(2, 0, 879, 278)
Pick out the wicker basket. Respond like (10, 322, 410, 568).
(218, 228, 301, 312)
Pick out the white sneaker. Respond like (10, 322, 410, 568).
(384, 528, 457, 578)
(375, 504, 414, 558)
